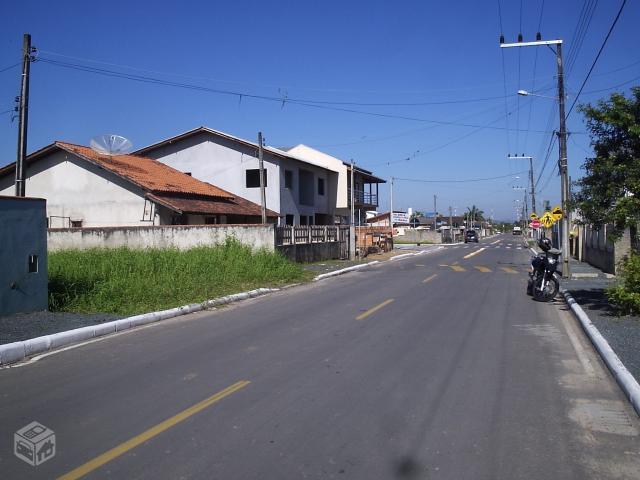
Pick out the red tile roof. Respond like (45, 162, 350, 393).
(148, 193, 278, 218)
(56, 142, 234, 199)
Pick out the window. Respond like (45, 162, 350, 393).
(300, 215, 307, 225)
(285, 170, 293, 189)
(285, 214, 294, 225)
(246, 169, 267, 188)
(205, 216, 218, 224)
(28, 255, 38, 273)
(318, 177, 325, 196)
(71, 220, 83, 228)
(298, 170, 314, 206)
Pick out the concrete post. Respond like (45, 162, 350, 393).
(350, 225, 356, 260)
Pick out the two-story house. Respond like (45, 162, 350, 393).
(283, 144, 386, 225)
(134, 127, 339, 226)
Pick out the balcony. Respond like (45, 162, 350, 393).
(348, 188, 378, 208)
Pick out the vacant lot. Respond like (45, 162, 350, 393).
(48, 239, 309, 315)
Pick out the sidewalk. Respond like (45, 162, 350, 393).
(563, 258, 640, 383)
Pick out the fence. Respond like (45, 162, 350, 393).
(276, 225, 351, 261)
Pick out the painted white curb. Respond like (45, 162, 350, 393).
(0, 287, 279, 366)
(314, 261, 380, 281)
(561, 288, 640, 417)
(390, 246, 444, 261)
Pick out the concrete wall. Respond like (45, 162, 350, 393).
(48, 224, 276, 252)
(581, 224, 632, 274)
(0, 150, 155, 227)
(277, 242, 342, 263)
(143, 131, 337, 225)
(0, 196, 48, 315)
(394, 230, 442, 244)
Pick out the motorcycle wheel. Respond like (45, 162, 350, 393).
(533, 275, 559, 302)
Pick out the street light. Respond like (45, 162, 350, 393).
(517, 89, 558, 100)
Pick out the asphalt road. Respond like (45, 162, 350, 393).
(1, 234, 639, 479)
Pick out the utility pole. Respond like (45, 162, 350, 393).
(556, 41, 571, 279)
(389, 176, 394, 235)
(508, 155, 536, 214)
(257, 132, 267, 224)
(501, 35, 570, 278)
(433, 194, 437, 232)
(350, 159, 355, 226)
(15, 33, 34, 197)
(449, 206, 453, 243)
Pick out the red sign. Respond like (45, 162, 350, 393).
(530, 219, 541, 229)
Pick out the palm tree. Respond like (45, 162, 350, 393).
(466, 205, 485, 227)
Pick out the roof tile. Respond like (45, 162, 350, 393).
(56, 142, 233, 199)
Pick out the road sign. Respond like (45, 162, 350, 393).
(530, 213, 539, 220)
(531, 219, 541, 228)
(552, 206, 563, 220)
(540, 212, 555, 228)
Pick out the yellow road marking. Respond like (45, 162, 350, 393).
(58, 380, 251, 480)
(463, 247, 486, 259)
(356, 298, 394, 320)
(474, 266, 491, 273)
(491, 239, 500, 245)
(500, 267, 519, 274)
(422, 274, 438, 283)
(450, 265, 466, 272)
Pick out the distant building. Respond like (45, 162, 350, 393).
(0, 141, 277, 227)
(135, 127, 340, 226)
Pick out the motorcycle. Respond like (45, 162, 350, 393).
(527, 244, 561, 302)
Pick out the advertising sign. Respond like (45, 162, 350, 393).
(392, 211, 410, 224)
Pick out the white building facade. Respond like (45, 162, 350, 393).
(135, 128, 339, 226)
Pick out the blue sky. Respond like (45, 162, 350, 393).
(1, 0, 638, 220)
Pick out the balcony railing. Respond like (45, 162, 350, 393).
(348, 188, 378, 207)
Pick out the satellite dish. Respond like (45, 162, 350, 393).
(90, 134, 133, 155)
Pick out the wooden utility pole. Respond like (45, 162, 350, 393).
(15, 33, 33, 197)
(257, 132, 267, 224)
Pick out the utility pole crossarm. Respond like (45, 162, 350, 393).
(500, 39, 562, 48)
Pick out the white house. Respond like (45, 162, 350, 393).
(0, 141, 277, 227)
(283, 144, 386, 225)
(134, 127, 339, 226)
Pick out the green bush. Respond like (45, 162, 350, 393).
(607, 253, 640, 315)
(48, 239, 309, 315)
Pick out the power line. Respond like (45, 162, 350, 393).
(497, 0, 512, 153)
(0, 62, 20, 74)
(39, 56, 562, 133)
(566, 0, 628, 119)
(37, 48, 557, 96)
(394, 170, 529, 184)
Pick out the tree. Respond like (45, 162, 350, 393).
(572, 87, 640, 239)
(466, 205, 485, 223)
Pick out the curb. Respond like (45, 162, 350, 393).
(0, 287, 279, 367)
(561, 288, 640, 417)
(313, 261, 380, 281)
(390, 246, 444, 262)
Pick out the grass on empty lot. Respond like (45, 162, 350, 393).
(48, 239, 310, 315)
